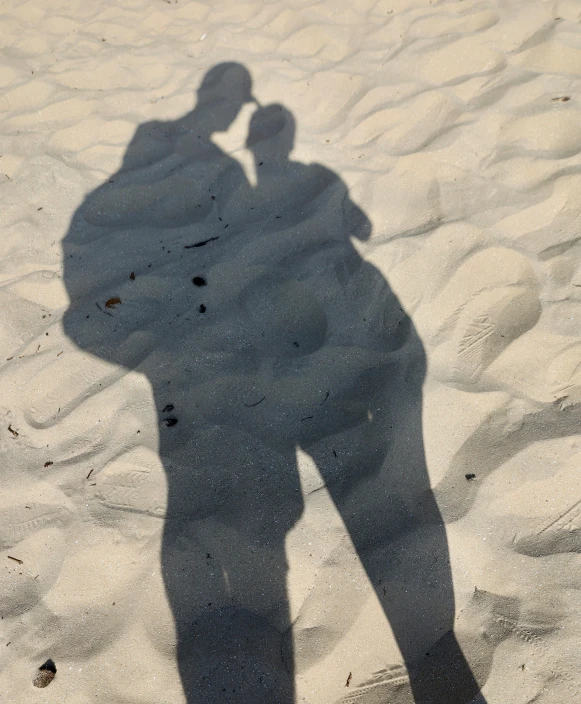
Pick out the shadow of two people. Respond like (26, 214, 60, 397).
(62, 62, 490, 703)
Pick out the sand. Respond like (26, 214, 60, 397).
(2, 0, 581, 702)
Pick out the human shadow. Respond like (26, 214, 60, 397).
(62, 63, 489, 703)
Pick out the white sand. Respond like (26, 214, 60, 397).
(2, 0, 581, 702)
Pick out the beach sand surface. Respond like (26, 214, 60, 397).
(2, 0, 581, 702)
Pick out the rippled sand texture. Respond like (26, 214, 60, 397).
(3, 0, 581, 702)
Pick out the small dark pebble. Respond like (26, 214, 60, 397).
(130, 272, 135, 280)
(44, 461, 53, 468)
(162, 404, 174, 413)
(192, 276, 207, 287)
(164, 418, 178, 427)
(465, 473, 476, 481)
(199, 304, 206, 313)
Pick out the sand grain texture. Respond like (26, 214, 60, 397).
(2, 0, 581, 703)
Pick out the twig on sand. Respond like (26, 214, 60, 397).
(95, 302, 113, 317)
(244, 396, 266, 408)
(184, 236, 219, 249)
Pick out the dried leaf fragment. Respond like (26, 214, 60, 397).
(105, 297, 121, 309)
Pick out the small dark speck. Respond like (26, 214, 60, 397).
(37, 207, 43, 211)
(259, 161, 264, 166)
(162, 404, 174, 413)
(193, 276, 207, 286)
(293, 341, 299, 347)
(465, 473, 476, 481)
(199, 304, 206, 313)
(164, 418, 178, 427)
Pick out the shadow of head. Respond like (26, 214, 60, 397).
(116, 62, 256, 172)
(246, 103, 295, 162)
(191, 61, 256, 133)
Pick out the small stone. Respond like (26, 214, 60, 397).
(33, 659, 56, 688)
